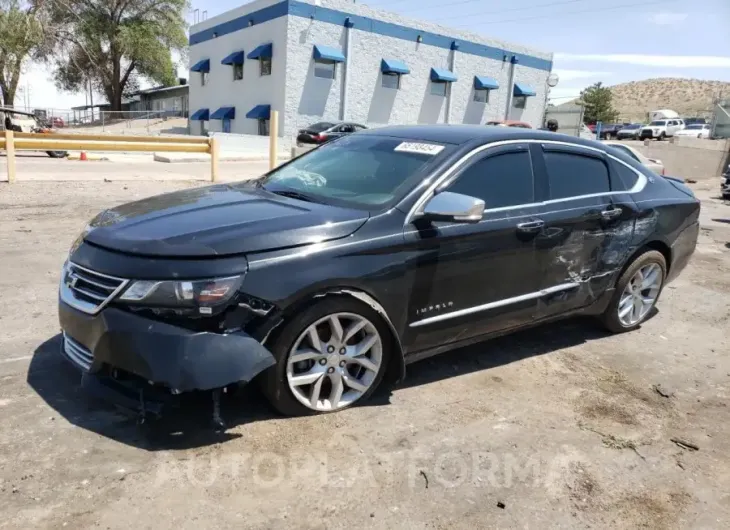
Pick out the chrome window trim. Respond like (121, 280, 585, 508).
(404, 139, 647, 225)
(409, 282, 580, 328)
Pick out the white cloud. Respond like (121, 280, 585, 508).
(648, 12, 688, 25)
(554, 53, 730, 68)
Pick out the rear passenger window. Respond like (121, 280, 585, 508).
(447, 151, 534, 209)
(544, 151, 610, 200)
(612, 160, 640, 190)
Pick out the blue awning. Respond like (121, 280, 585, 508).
(430, 68, 458, 83)
(221, 51, 244, 65)
(246, 104, 271, 120)
(474, 76, 499, 90)
(190, 59, 210, 73)
(381, 58, 410, 75)
(210, 107, 235, 120)
(513, 83, 536, 97)
(313, 45, 345, 63)
(247, 43, 272, 60)
(190, 108, 209, 121)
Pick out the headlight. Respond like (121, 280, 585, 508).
(118, 276, 244, 315)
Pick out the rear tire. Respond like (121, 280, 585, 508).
(600, 250, 667, 333)
(260, 297, 392, 416)
(47, 151, 67, 158)
(658, 132, 666, 141)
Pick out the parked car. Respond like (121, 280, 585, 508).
(681, 117, 707, 127)
(1, 107, 68, 158)
(616, 123, 643, 140)
(603, 140, 665, 175)
(640, 119, 685, 140)
(297, 121, 367, 145)
(50, 116, 65, 128)
(587, 124, 596, 132)
(485, 120, 532, 128)
(57, 126, 700, 424)
(597, 124, 624, 140)
(721, 164, 730, 200)
(674, 124, 711, 139)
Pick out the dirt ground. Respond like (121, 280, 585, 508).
(1, 178, 729, 530)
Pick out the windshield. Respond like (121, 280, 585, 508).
(304, 122, 335, 132)
(685, 125, 703, 130)
(649, 120, 667, 126)
(623, 124, 641, 129)
(259, 135, 448, 210)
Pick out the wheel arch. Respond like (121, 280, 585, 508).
(620, 240, 672, 280)
(260, 286, 406, 385)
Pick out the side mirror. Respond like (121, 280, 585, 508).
(420, 191, 485, 224)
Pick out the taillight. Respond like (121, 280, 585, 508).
(316, 133, 328, 142)
(661, 167, 665, 176)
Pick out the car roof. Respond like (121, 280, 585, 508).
(360, 124, 602, 148)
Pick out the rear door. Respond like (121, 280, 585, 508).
(530, 143, 637, 318)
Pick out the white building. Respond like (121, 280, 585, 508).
(187, 0, 554, 141)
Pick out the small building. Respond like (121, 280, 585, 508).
(187, 0, 554, 139)
(131, 82, 189, 116)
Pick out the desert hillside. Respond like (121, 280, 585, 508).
(568, 78, 730, 122)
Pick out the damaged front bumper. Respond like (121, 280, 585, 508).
(58, 299, 276, 407)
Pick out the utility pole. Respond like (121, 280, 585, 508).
(88, 78, 94, 122)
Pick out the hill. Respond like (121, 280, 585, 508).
(565, 78, 730, 122)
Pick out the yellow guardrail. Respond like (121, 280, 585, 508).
(1, 112, 282, 184)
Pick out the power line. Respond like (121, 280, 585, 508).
(398, 0, 588, 16)
(450, 0, 678, 26)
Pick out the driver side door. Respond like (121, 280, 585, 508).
(402, 143, 544, 354)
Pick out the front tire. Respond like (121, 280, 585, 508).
(260, 297, 392, 416)
(600, 250, 667, 333)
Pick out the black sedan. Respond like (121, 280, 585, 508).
(57, 125, 700, 424)
(296, 121, 367, 145)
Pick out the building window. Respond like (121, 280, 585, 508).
(430, 81, 447, 97)
(200, 120, 208, 136)
(233, 63, 243, 81)
(258, 119, 270, 136)
(314, 60, 336, 79)
(201, 72, 209, 86)
(474, 90, 489, 103)
(513, 96, 527, 109)
(260, 57, 272, 76)
(222, 119, 231, 133)
(382, 72, 400, 89)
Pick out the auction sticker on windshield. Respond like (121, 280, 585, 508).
(394, 142, 445, 155)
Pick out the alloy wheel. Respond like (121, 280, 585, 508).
(286, 312, 383, 412)
(617, 263, 663, 327)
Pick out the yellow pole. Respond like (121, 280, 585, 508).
(210, 136, 220, 182)
(5, 129, 16, 184)
(269, 110, 279, 170)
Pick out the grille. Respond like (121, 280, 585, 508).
(62, 333, 94, 371)
(60, 262, 128, 315)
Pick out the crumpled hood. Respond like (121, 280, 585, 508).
(83, 183, 368, 257)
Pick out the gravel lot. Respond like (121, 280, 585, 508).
(1, 179, 729, 529)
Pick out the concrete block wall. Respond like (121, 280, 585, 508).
(188, 0, 288, 137)
(283, 0, 552, 139)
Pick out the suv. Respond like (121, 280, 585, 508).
(640, 119, 685, 140)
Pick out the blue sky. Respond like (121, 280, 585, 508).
(21, 0, 730, 109)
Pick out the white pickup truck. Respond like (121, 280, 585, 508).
(639, 119, 685, 140)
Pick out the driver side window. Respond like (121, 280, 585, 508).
(446, 149, 535, 210)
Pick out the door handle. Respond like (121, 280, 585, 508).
(516, 219, 545, 233)
(600, 207, 623, 220)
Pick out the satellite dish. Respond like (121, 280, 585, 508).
(547, 73, 559, 87)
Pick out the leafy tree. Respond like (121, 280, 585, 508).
(0, 0, 51, 107)
(46, 0, 188, 111)
(579, 82, 619, 124)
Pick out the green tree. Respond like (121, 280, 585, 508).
(579, 82, 619, 124)
(46, 0, 188, 111)
(0, 0, 50, 107)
